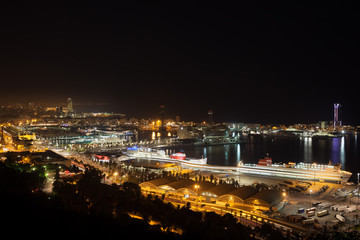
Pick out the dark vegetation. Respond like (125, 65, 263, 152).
(1, 158, 359, 239)
(0, 160, 171, 239)
(52, 166, 259, 239)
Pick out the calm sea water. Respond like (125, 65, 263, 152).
(163, 134, 360, 182)
(52, 130, 360, 182)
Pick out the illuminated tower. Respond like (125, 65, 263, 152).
(208, 109, 213, 125)
(333, 103, 341, 128)
(159, 105, 166, 139)
(159, 105, 165, 127)
(67, 98, 73, 116)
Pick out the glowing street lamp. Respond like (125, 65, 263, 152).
(113, 172, 118, 183)
(194, 184, 200, 209)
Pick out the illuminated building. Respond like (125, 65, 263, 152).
(67, 98, 73, 116)
(208, 109, 213, 125)
(204, 125, 230, 143)
(175, 115, 180, 122)
(139, 178, 281, 210)
(159, 105, 166, 139)
(333, 103, 341, 128)
(159, 105, 165, 127)
(177, 126, 199, 140)
(18, 132, 36, 141)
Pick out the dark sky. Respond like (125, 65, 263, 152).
(0, 2, 359, 124)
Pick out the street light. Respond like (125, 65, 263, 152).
(113, 171, 118, 183)
(194, 184, 200, 209)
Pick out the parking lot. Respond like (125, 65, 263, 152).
(279, 183, 360, 229)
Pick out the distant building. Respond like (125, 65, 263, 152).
(244, 189, 282, 211)
(318, 121, 328, 130)
(333, 103, 341, 128)
(175, 115, 181, 123)
(204, 125, 230, 143)
(208, 109, 214, 125)
(159, 105, 165, 126)
(139, 178, 282, 210)
(67, 98, 73, 116)
(177, 126, 200, 140)
(159, 105, 166, 139)
(56, 106, 63, 117)
(45, 107, 57, 112)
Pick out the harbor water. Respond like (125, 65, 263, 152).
(161, 134, 360, 182)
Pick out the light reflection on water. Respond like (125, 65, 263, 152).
(165, 134, 360, 181)
(303, 137, 312, 163)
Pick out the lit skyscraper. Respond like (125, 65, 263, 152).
(67, 98, 73, 116)
(208, 109, 213, 125)
(333, 103, 341, 128)
(159, 105, 166, 139)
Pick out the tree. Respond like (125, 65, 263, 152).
(355, 214, 359, 225)
(210, 174, 214, 183)
(55, 167, 60, 180)
(123, 181, 141, 200)
(225, 202, 229, 210)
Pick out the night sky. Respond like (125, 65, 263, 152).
(0, 2, 359, 124)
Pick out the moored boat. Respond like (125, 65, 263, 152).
(125, 146, 207, 165)
(170, 152, 186, 160)
(125, 147, 351, 182)
(238, 156, 352, 183)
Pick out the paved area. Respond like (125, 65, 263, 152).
(279, 185, 360, 229)
(52, 147, 360, 231)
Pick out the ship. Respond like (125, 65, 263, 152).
(70, 138, 93, 144)
(125, 146, 351, 183)
(125, 146, 207, 165)
(170, 152, 186, 160)
(237, 156, 352, 183)
(92, 154, 110, 162)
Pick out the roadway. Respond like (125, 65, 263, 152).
(146, 191, 305, 232)
(48, 146, 321, 233)
(51, 146, 303, 232)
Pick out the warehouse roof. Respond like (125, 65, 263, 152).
(139, 177, 175, 189)
(219, 186, 258, 202)
(158, 179, 195, 191)
(245, 189, 282, 205)
(201, 183, 236, 197)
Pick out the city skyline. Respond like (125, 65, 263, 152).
(0, 98, 353, 130)
(1, 3, 360, 237)
(0, 2, 359, 124)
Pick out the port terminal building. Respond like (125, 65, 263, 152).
(140, 177, 282, 211)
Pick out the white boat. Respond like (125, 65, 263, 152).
(237, 156, 352, 183)
(125, 146, 207, 165)
(125, 147, 351, 183)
